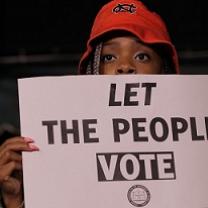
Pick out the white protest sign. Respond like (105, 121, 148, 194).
(18, 75, 208, 208)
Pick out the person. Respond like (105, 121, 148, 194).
(78, 0, 179, 75)
(0, 0, 180, 207)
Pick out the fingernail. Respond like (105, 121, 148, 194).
(23, 137, 34, 143)
(28, 143, 39, 151)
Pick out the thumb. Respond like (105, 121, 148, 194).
(1, 176, 22, 195)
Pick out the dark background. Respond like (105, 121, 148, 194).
(0, 0, 208, 137)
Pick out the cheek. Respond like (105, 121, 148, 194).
(135, 62, 162, 74)
(151, 59, 163, 74)
(100, 64, 116, 75)
(150, 54, 163, 74)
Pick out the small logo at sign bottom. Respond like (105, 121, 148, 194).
(127, 185, 151, 207)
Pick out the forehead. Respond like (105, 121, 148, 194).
(103, 35, 138, 44)
(102, 35, 154, 51)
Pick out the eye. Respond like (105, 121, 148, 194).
(100, 54, 116, 63)
(135, 53, 150, 62)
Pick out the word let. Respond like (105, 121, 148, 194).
(109, 82, 157, 106)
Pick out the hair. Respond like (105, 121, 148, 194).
(86, 43, 103, 75)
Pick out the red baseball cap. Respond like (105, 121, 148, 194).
(79, 0, 179, 74)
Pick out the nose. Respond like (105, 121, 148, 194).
(116, 60, 136, 74)
(116, 68, 136, 74)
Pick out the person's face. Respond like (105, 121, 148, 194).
(100, 36, 163, 75)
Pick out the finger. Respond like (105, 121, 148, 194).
(0, 140, 39, 158)
(1, 136, 28, 146)
(0, 136, 34, 150)
(0, 161, 22, 184)
(1, 176, 21, 195)
(0, 151, 22, 166)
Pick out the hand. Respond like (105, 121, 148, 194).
(0, 137, 39, 208)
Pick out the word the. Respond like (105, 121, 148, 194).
(42, 119, 99, 144)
